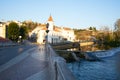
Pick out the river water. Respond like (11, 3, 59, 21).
(67, 49, 120, 80)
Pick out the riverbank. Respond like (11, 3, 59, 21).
(51, 42, 120, 62)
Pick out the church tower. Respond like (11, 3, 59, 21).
(47, 15, 54, 31)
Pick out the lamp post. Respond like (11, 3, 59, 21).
(46, 23, 49, 44)
(45, 23, 49, 53)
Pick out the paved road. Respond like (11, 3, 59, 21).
(0, 44, 37, 65)
(0, 44, 50, 80)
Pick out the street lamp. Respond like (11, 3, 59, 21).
(19, 36, 22, 39)
(18, 36, 22, 43)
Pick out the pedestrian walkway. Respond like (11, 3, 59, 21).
(0, 44, 50, 80)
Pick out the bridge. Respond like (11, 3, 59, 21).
(0, 44, 76, 80)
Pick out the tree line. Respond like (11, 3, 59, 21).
(74, 19, 120, 47)
(7, 21, 40, 42)
(97, 19, 120, 47)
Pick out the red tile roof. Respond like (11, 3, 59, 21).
(41, 27, 47, 30)
(63, 27, 72, 30)
(48, 15, 53, 21)
(54, 27, 61, 32)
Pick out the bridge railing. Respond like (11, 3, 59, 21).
(46, 44, 76, 80)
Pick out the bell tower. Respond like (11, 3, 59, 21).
(47, 15, 54, 31)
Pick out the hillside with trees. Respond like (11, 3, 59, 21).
(74, 27, 97, 42)
(74, 19, 120, 48)
(22, 21, 41, 32)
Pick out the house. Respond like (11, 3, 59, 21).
(29, 15, 75, 44)
(0, 22, 7, 38)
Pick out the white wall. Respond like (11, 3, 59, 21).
(47, 21, 54, 31)
(37, 30, 46, 44)
(0, 24, 6, 38)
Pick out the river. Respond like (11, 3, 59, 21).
(67, 48, 120, 80)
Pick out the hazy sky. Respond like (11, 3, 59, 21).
(0, 0, 120, 29)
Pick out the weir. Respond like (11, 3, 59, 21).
(95, 47, 120, 58)
(85, 47, 120, 60)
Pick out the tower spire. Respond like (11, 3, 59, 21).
(48, 15, 53, 21)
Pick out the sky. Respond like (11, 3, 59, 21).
(0, 0, 120, 29)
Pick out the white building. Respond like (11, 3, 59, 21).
(29, 15, 75, 44)
(0, 22, 6, 38)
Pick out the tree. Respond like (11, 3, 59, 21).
(89, 27, 96, 31)
(115, 19, 120, 31)
(22, 21, 39, 32)
(97, 26, 119, 47)
(19, 25, 28, 39)
(89, 27, 92, 30)
(114, 19, 120, 42)
(8, 22, 19, 41)
(93, 27, 96, 31)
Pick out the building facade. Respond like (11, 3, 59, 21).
(29, 16, 75, 44)
(0, 22, 6, 38)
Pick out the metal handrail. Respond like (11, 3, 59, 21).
(55, 61, 66, 80)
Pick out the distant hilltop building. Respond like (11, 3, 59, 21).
(29, 15, 75, 44)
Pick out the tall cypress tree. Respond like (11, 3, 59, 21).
(8, 22, 19, 42)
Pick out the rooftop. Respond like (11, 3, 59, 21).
(48, 15, 53, 21)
